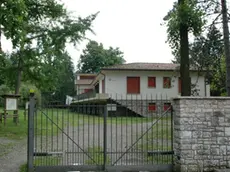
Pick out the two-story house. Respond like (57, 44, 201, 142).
(73, 63, 210, 117)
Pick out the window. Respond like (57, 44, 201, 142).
(127, 77, 140, 94)
(148, 103, 156, 112)
(164, 103, 171, 111)
(148, 77, 156, 88)
(163, 77, 171, 88)
(178, 77, 181, 93)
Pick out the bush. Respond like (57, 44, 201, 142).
(0, 85, 11, 107)
(19, 84, 41, 108)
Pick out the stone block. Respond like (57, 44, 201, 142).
(220, 146, 227, 155)
(192, 131, 202, 138)
(192, 144, 203, 150)
(217, 137, 228, 144)
(180, 131, 192, 138)
(203, 132, 212, 138)
(211, 147, 220, 156)
(188, 165, 199, 172)
(225, 127, 230, 136)
(212, 132, 224, 137)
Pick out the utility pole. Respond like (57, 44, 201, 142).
(221, 0, 230, 96)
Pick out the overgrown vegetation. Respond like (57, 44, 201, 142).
(19, 157, 61, 172)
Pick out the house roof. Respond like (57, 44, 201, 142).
(75, 73, 97, 76)
(101, 63, 199, 71)
(75, 80, 93, 85)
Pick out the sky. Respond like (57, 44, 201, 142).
(2, 0, 176, 67)
(61, 0, 176, 66)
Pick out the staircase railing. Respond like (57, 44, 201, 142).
(75, 90, 96, 101)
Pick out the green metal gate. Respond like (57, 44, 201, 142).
(28, 93, 174, 172)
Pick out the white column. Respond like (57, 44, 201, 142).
(99, 80, 102, 94)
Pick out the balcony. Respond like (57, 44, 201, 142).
(72, 90, 109, 104)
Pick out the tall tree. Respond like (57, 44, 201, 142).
(165, 0, 205, 96)
(179, 0, 190, 96)
(77, 40, 125, 73)
(221, 0, 230, 95)
(0, 0, 98, 94)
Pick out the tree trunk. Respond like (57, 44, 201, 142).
(179, 0, 191, 96)
(14, 56, 22, 123)
(221, 0, 230, 96)
(0, 27, 2, 53)
(15, 57, 22, 94)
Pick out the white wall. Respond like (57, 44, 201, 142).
(103, 70, 208, 99)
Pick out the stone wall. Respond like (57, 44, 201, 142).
(172, 97, 230, 172)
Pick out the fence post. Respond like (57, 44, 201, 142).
(27, 91, 35, 172)
(103, 105, 108, 170)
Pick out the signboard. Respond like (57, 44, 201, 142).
(25, 102, 29, 110)
(107, 104, 117, 111)
(6, 98, 17, 111)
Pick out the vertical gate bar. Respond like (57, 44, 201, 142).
(125, 96, 128, 164)
(77, 105, 80, 165)
(120, 95, 123, 166)
(41, 100, 43, 165)
(103, 105, 107, 170)
(67, 104, 70, 165)
(166, 103, 169, 163)
(93, 104, 95, 165)
(56, 107, 58, 165)
(110, 102, 112, 164)
(62, 107, 64, 165)
(46, 108, 48, 165)
(72, 105, 75, 164)
(27, 92, 35, 172)
(51, 107, 53, 152)
(82, 104, 85, 163)
(87, 104, 90, 165)
(171, 105, 174, 164)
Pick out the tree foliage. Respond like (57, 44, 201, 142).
(164, 0, 205, 96)
(77, 40, 125, 73)
(0, 0, 98, 99)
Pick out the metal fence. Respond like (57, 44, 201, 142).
(28, 93, 174, 172)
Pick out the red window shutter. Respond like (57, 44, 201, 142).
(102, 79, 105, 93)
(148, 103, 156, 111)
(164, 103, 171, 111)
(163, 77, 171, 88)
(127, 77, 140, 94)
(178, 77, 181, 93)
(148, 77, 156, 87)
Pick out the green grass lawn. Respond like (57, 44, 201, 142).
(0, 108, 159, 140)
(85, 146, 111, 165)
(136, 117, 173, 164)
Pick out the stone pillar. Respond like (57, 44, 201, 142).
(172, 97, 230, 172)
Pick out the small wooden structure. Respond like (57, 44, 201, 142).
(0, 94, 21, 126)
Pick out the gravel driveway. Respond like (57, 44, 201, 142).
(0, 138, 27, 172)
